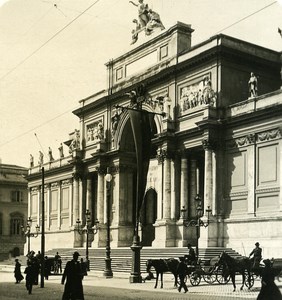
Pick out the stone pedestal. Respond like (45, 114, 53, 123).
(152, 219, 176, 247)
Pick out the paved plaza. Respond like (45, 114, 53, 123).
(1, 266, 281, 299)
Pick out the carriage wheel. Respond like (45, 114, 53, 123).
(244, 271, 254, 288)
(189, 271, 201, 286)
(203, 274, 216, 284)
(215, 267, 230, 284)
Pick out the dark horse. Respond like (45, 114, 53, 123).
(218, 251, 252, 292)
(146, 258, 179, 289)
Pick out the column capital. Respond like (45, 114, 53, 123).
(202, 139, 216, 151)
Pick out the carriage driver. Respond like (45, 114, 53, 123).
(249, 242, 262, 271)
(185, 243, 197, 265)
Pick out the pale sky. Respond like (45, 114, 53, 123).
(0, 0, 281, 168)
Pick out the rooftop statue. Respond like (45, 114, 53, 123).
(248, 72, 258, 98)
(48, 147, 54, 162)
(38, 151, 44, 165)
(129, 1, 165, 44)
(129, 0, 149, 28)
(146, 9, 165, 34)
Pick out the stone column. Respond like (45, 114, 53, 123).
(203, 140, 213, 212)
(79, 179, 83, 222)
(37, 188, 41, 226)
(200, 139, 217, 248)
(156, 150, 164, 220)
(189, 159, 198, 217)
(73, 174, 80, 223)
(28, 189, 31, 218)
(57, 182, 61, 229)
(163, 154, 171, 220)
(69, 180, 73, 227)
(46, 184, 50, 230)
(247, 134, 256, 215)
(180, 157, 188, 216)
(86, 177, 92, 211)
(97, 171, 105, 224)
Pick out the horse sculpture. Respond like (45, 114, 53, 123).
(146, 258, 180, 289)
(218, 251, 252, 292)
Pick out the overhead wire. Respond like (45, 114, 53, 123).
(0, 0, 101, 82)
(0, 0, 279, 150)
(214, 1, 277, 34)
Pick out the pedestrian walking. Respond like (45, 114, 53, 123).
(257, 259, 282, 300)
(24, 260, 36, 295)
(61, 251, 84, 300)
(177, 257, 188, 293)
(14, 259, 24, 283)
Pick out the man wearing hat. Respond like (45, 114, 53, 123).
(61, 251, 84, 300)
(185, 243, 196, 265)
(249, 242, 262, 272)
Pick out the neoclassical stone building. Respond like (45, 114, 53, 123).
(27, 22, 282, 257)
(0, 163, 28, 260)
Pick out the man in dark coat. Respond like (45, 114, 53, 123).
(185, 243, 196, 265)
(61, 251, 84, 300)
(177, 257, 188, 293)
(24, 261, 36, 294)
(249, 242, 262, 272)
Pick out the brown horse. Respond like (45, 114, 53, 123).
(218, 251, 252, 292)
(146, 258, 180, 289)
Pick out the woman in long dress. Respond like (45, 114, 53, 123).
(257, 259, 282, 300)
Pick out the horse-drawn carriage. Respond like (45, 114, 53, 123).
(146, 256, 221, 288)
(146, 252, 282, 292)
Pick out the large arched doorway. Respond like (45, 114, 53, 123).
(140, 188, 157, 246)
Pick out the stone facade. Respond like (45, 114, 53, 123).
(0, 164, 28, 260)
(27, 22, 282, 258)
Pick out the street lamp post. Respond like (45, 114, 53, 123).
(103, 168, 113, 278)
(76, 210, 99, 271)
(181, 194, 212, 258)
(21, 217, 40, 255)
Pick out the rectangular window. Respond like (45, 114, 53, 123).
(10, 218, 22, 235)
(51, 190, 58, 212)
(61, 188, 69, 211)
(31, 194, 38, 214)
(11, 191, 23, 202)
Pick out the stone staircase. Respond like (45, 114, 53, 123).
(45, 247, 241, 274)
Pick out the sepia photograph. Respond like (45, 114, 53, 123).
(0, 0, 281, 299)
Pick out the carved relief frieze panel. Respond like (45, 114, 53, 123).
(86, 119, 105, 144)
(257, 128, 281, 143)
(178, 74, 216, 116)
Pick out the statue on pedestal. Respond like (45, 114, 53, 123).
(38, 151, 44, 165)
(248, 72, 258, 98)
(58, 143, 64, 158)
(48, 147, 54, 162)
(30, 154, 34, 168)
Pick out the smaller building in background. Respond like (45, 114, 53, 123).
(0, 163, 28, 260)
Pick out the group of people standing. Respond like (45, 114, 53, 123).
(14, 250, 86, 299)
